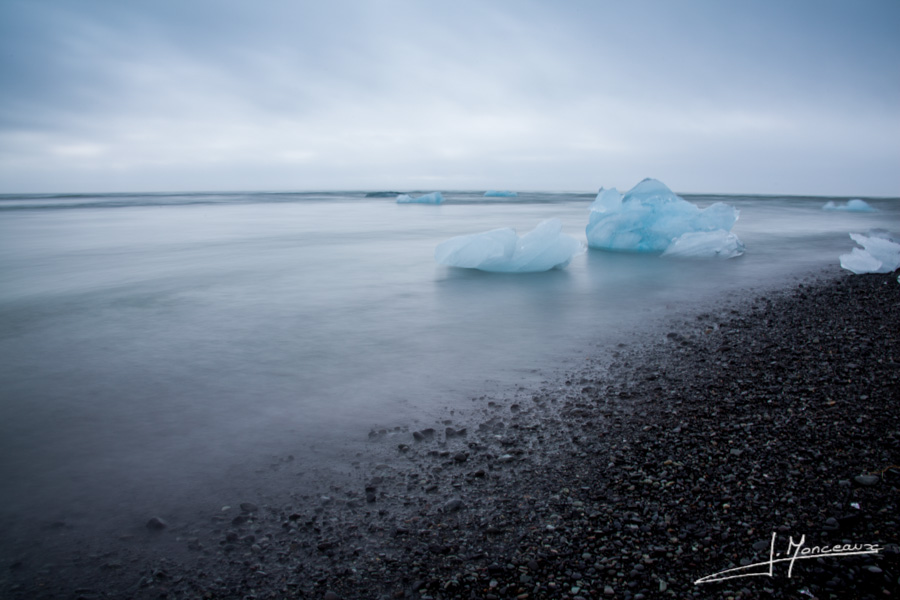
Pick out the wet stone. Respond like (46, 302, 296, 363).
(442, 498, 464, 512)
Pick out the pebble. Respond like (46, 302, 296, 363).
(442, 498, 464, 512)
(866, 566, 883, 574)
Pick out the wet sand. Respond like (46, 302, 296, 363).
(2, 269, 898, 599)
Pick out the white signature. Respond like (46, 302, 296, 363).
(695, 532, 883, 585)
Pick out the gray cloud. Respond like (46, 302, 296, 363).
(1, 0, 898, 194)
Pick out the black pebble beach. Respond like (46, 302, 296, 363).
(3, 270, 898, 599)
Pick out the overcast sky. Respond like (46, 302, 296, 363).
(1, 0, 898, 195)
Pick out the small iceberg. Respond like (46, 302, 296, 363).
(397, 192, 443, 204)
(586, 178, 743, 257)
(823, 199, 876, 212)
(839, 230, 900, 274)
(484, 190, 518, 197)
(435, 218, 584, 273)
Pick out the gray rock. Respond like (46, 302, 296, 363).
(442, 498, 465, 512)
(854, 474, 879, 486)
(145, 517, 167, 531)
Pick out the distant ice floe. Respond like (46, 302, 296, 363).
(484, 190, 518, 197)
(586, 178, 744, 258)
(397, 192, 443, 204)
(823, 199, 876, 212)
(435, 218, 584, 273)
(840, 230, 900, 274)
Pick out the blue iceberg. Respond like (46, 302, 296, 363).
(435, 218, 584, 273)
(398, 192, 443, 204)
(840, 231, 900, 274)
(484, 190, 518, 197)
(586, 179, 743, 258)
(823, 199, 876, 212)
(662, 230, 746, 259)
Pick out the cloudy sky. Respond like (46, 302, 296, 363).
(1, 0, 898, 195)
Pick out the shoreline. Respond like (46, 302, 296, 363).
(3, 270, 898, 599)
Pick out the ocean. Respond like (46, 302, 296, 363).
(0, 190, 896, 552)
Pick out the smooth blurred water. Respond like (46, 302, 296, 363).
(0, 191, 896, 539)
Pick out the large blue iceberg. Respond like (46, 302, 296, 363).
(662, 230, 746, 259)
(586, 178, 743, 258)
(484, 190, 518, 197)
(823, 199, 876, 212)
(398, 192, 443, 204)
(435, 218, 584, 273)
(840, 231, 900, 274)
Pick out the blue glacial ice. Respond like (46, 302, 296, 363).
(586, 178, 743, 257)
(839, 231, 900, 274)
(823, 199, 876, 212)
(435, 218, 584, 273)
(662, 230, 746, 259)
(484, 190, 518, 197)
(397, 192, 443, 204)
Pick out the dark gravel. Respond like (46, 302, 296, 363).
(2, 270, 898, 599)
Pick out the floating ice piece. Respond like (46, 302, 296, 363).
(484, 190, 518, 197)
(662, 230, 745, 259)
(591, 187, 624, 214)
(397, 192, 443, 204)
(823, 199, 876, 212)
(435, 218, 584, 273)
(586, 178, 742, 256)
(839, 230, 900, 274)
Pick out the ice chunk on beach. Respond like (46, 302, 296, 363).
(823, 199, 876, 212)
(841, 248, 884, 274)
(840, 231, 900, 274)
(397, 192, 443, 204)
(484, 190, 518, 197)
(435, 218, 584, 273)
(586, 179, 742, 256)
(662, 230, 745, 259)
